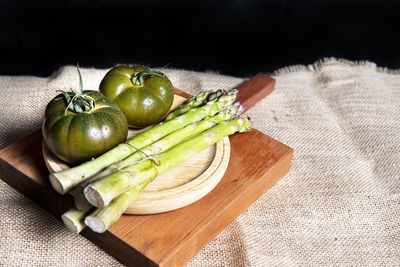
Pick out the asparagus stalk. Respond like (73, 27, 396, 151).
(85, 181, 150, 233)
(74, 102, 244, 210)
(49, 89, 238, 195)
(164, 89, 224, 121)
(84, 117, 251, 232)
(84, 117, 251, 210)
(61, 206, 93, 233)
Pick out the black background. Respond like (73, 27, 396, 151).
(1, 0, 399, 77)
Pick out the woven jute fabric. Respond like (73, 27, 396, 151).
(0, 58, 399, 266)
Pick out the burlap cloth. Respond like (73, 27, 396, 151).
(0, 58, 399, 266)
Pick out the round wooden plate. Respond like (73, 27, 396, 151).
(42, 94, 230, 214)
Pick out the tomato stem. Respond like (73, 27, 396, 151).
(131, 69, 165, 86)
(58, 64, 96, 115)
(77, 63, 84, 94)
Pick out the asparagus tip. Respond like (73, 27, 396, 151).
(207, 89, 222, 102)
(231, 102, 245, 117)
(229, 88, 239, 95)
(238, 116, 252, 132)
(85, 216, 106, 233)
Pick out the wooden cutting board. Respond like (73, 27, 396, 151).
(0, 73, 293, 266)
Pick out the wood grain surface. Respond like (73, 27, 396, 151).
(0, 75, 293, 266)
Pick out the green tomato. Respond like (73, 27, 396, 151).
(99, 65, 174, 128)
(43, 90, 128, 165)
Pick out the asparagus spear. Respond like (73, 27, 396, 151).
(164, 89, 224, 121)
(84, 117, 251, 210)
(85, 181, 150, 233)
(61, 206, 93, 233)
(49, 89, 238, 195)
(85, 159, 157, 208)
(74, 102, 244, 210)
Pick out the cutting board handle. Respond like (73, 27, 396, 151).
(236, 73, 275, 112)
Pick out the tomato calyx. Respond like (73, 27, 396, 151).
(131, 69, 165, 86)
(57, 64, 96, 114)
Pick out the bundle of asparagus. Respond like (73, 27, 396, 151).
(53, 89, 251, 233)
